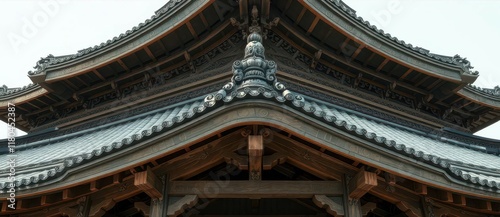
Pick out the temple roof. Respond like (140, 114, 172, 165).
(1, 89, 499, 193)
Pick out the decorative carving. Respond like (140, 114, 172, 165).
(452, 54, 479, 75)
(204, 7, 304, 108)
(29, 31, 244, 129)
(313, 195, 344, 217)
(28, 54, 55, 75)
(424, 197, 436, 217)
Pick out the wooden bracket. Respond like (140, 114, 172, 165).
(313, 195, 344, 217)
(134, 167, 163, 200)
(167, 195, 199, 217)
(348, 170, 377, 200)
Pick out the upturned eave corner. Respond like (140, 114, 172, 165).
(308, 0, 480, 82)
(24, 0, 205, 83)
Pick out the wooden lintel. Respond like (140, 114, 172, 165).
(169, 181, 342, 198)
(348, 170, 377, 200)
(248, 135, 263, 180)
(134, 167, 163, 200)
(167, 195, 199, 217)
(312, 195, 344, 217)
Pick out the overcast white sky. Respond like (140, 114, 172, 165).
(0, 0, 499, 140)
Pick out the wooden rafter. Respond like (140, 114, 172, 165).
(64, 79, 79, 91)
(307, 16, 320, 35)
(376, 58, 390, 72)
(281, 0, 293, 16)
(399, 68, 414, 80)
(274, 25, 430, 95)
(350, 44, 365, 60)
(186, 21, 199, 40)
(295, 8, 307, 25)
(144, 46, 158, 62)
(93, 69, 106, 81)
(199, 12, 210, 29)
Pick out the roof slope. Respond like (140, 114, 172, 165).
(1, 88, 499, 191)
(1, 25, 499, 193)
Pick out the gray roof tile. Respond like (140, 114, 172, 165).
(1, 91, 499, 190)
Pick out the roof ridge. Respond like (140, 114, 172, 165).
(0, 83, 39, 98)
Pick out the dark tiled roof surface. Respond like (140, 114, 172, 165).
(1, 92, 499, 190)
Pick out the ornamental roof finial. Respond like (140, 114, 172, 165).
(204, 5, 303, 106)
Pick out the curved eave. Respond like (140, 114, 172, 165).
(0, 84, 44, 107)
(301, 0, 472, 83)
(29, 0, 212, 83)
(458, 86, 500, 108)
(2, 93, 499, 200)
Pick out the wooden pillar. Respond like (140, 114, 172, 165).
(248, 135, 263, 181)
(343, 170, 377, 217)
(134, 169, 168, 217)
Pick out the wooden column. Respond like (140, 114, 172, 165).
(248, 135, 263, 181)
(343, 170, 377, 217)
(134, 169, 168, 217)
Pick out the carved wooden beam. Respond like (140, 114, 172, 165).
(157, 130, 245, 180)
(248, 135, 263, 180)
(262, 152, 286, 170)
(268, 133, 357, 180)
(348, 170, 377, 200)
(167, 195, 199, 217)
(169, 181, 342, 198)
(313, 195, 344, 217)
(223, 152, 249, 170)
(134, 167, 163, 200)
